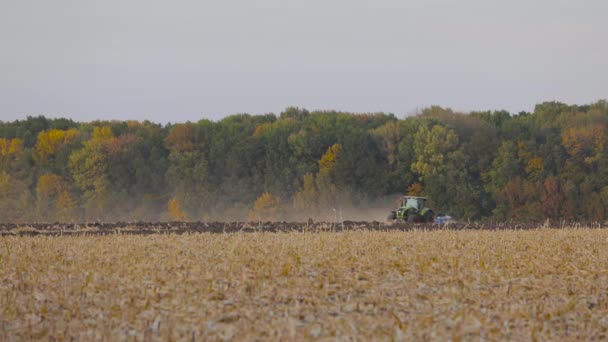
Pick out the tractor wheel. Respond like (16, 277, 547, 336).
(387, 211, 396, 221)
(423, 210, 435, 223)
(407, 214, 419, 223)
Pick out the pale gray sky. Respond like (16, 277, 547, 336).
(1, 0, 606, 122)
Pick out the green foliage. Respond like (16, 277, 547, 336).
(1, 100, 608, 222)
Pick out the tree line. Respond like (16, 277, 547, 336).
(1, 100, 607, 223)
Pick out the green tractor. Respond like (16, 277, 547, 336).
(388, 196, 435, 223)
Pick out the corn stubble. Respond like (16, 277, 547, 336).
(1, 229, 607, 340)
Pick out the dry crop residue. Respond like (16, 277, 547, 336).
(1, 229, 607, 340)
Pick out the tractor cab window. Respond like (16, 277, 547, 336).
(404, 197, 422, 210)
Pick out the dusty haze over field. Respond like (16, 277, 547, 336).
(1, 0, 606, 122)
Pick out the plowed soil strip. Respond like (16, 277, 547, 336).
(0, 221, 593, 236)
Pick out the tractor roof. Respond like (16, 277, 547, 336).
(404, 196, 427, 199)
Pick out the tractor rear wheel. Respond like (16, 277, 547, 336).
(423, 210, 435, 223)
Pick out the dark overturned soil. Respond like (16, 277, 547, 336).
(0, 221, 590, 236)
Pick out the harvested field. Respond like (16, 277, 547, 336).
(1, 229, 607, 340)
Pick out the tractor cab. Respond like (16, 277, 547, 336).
(403, 196, 427, 211)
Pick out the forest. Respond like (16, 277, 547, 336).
(0, 100, 607, 223)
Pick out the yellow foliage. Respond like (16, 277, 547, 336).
(561, 125, 605, 164)
(126, 120, 141, 128)
(248, 192, 281, 221)
(315, 144, 343, 213)
(516, 140, 531, 161)
(91, 126, 114, 143)
(168, 196, 188, 221)
(0, 138, 24, 157)
(525, 156, 544, 177)
(8, 138, 23, 155)
(37, 174, 64, 197)
(318, 144, 342, 173)
(35, 129, 79, 162)
(412, 125, 458, 179)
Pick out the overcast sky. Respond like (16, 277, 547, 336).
(1, 0, 606, 123)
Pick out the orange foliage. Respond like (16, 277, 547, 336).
(165, 124, 201, 153)
(252, 123, 272, 137)
(104, 134, 136, 155)
(167, 196, 188, 221)
(407, 183, 424, 196)
(540, 176, 563, 220)
(497, 177, 542, 221)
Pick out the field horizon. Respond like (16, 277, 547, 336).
(0, 220, 597, 237)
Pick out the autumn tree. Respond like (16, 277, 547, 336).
(0, 138, 24, 157)
(0, 172, 30, 222)
(561, 125, 606, 168)
(412, 123, 459, 179)
(371, 121, 400, 165)
(259, 118, 299, 196)
(293, 173, 318, 220)
(494, 177, 542, 221)
(2, 101, 608, 223)
(164, 123, 209, 219)
(0, 138, 24, 172)
(411, 123, 461, 215)
(516, 141, 544, 181)
(35, 128, 79, 164)
(36, 173, 76, 221)
(537, 176, 563, 220)
(69, 126, 113, 219)
(167, 196, 188, 221)
(316, 144, 342, 215)
(248, 192, 282, 221)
